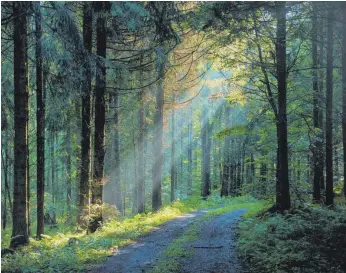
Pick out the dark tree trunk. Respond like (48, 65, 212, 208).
(152, 57, 164, 211)
(325, 8, 334, 206)
(79, 2, 92, 221)
(11, 1, 29, 248)
(90, 1, 108, 232)
(276, 2, 291, 211)
(342, 2, 346, 199)
(36, 2, 45, 239)
(312, 5, 322, 202)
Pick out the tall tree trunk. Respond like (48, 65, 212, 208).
(276, 1, 291, 210)
(187, 105, 193, 195)
(11, 1, 29, 248)
(201, 111, 211, 199)
(90, 1, 108, 232)
(79, 2, 92, 222)
(342, 2, 346, 199)
(325, 7, 334, 206)
(312, 4, 322, 202)
(137, 70, 145, 213)
(36, 2, 45, 239)
(113, 71, 122, 213)
(66, 125, 72, 212)
(51, 133, 55, 204)
(152, 56, 164, 211)
(170, 100, 176, 202)
(132, 113, 138, 214)
(221, 106, 230, 197)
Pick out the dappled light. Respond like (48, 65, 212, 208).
(2, 1, 346, 273)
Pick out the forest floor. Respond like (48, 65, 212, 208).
(87, 206, 251, 273)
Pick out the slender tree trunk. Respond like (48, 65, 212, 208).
(152, 56, 164, 211)
(137, 73, 145, 213)
(11, 1, 29, 248)
(170, 100, 176, 202)
(187, 105, 193, 195)
(342, 2, 346, 199)
(66, 125, 72, 212)
(79, 2, 92, 222)
(276, 2, 291, 211)
(201, 112, 211, 199)
(90, 2, 108, 232)
(221, 106, 230, 197)
(312, 5, 322, 202)
(51, 133, 55, 204)
(325, 7, 334, 206)
(36, 2, 45, 239)
(132, 113, 138, 214)
(113, 74, 122, 213)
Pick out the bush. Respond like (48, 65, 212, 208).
(237, 205, 346, 273)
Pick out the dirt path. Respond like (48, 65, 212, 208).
(86, 208, 246, 273)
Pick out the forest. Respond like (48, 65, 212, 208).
(1, 1, 346, 273)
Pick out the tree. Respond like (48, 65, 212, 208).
(276, 1, 291, 211)
(36, 2, 45, 239)
(312, 2, 322, 202)
(10, 1, 29, 248)
(90, 1, 109, 232)
(342, 2, 346, 199)
(79, 2, 92, 223)
(325, 7, 334, 206)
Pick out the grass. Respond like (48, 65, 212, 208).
(1, 194, 258, 273)
(150, 198, 267, 273)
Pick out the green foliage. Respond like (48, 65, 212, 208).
(238, 205, 346, 273)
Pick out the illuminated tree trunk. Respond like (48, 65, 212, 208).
(170, 99, 176, 202)
(152, 57, 164, 211)
(187, 106, 193, 195)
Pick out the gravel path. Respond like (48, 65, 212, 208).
(181, 209, 247, 273)
(86, 208, 246, 273)
(86, 209, 209, 273)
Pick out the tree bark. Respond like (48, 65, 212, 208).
(276, 1, 291, 210)
(90, 1, 108, 232)
(312, 4, 322, 202)
(36, 2, 45, 239)
(325, 7, 334, 206)
(170, 98, 176, 202)
(79, 2, 92, 222)
(11, 1, 29, 248)
(152, 56, 164, 211)
(342, 2, 346, 199)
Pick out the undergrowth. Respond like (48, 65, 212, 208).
(1, 194, 254, 273)
(237, 204, 346, 273)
